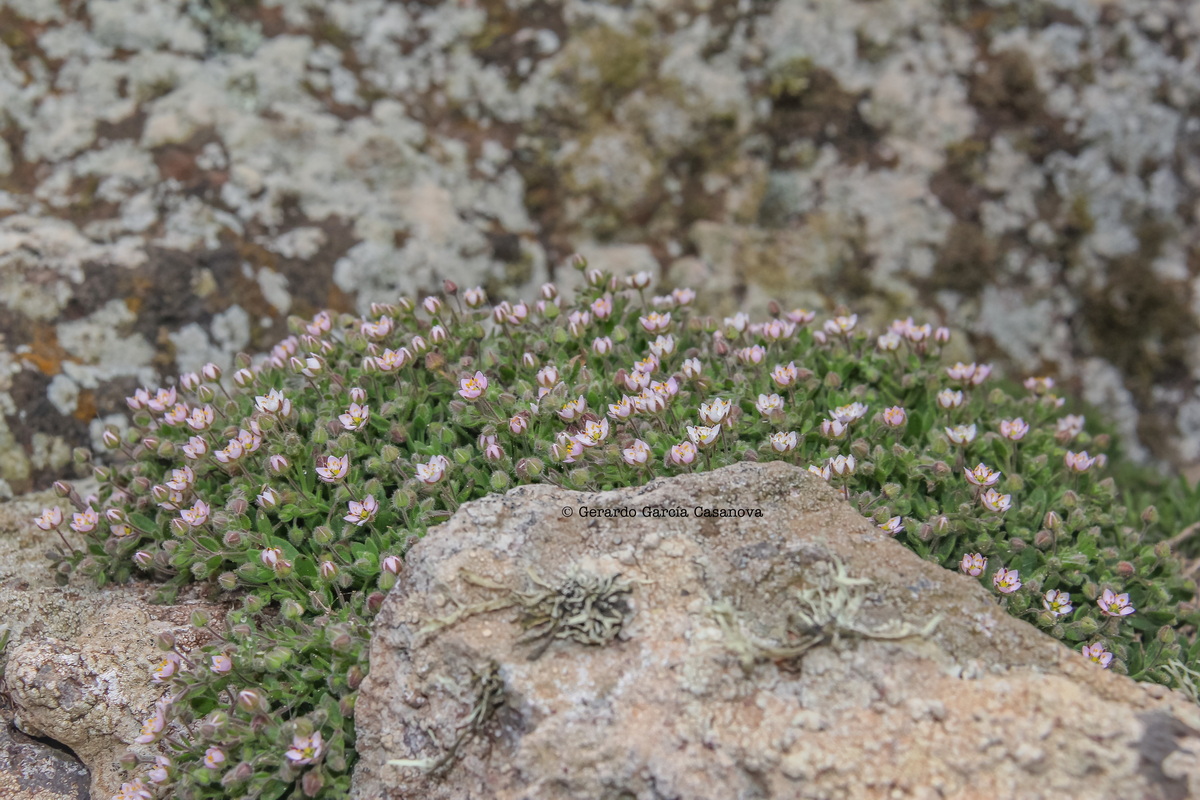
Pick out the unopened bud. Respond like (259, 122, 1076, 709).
(1061, 490, 1079, 508)
(1155, 541, 1172, 560)
(1075, 616, 1099, 635)
(1034, 530, 1054, 550)
(367, 591, 385, 614)
(1157, 626, 1177, 645)
(1141, 505, 1159, 525)
(53, 480, 73, 498)
(302, 770, 325, 797)
(1043, 510, 1062, 531)
(191, 610, 209, 628)
(347, 665, 365, 690)
(932, 461, 951, 477)
(218, 572, 238, 591)
(156, 631, 175, 651)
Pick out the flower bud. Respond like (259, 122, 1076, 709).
(339, 692, 357, 719)
(302, 770, 325, 797)
(1009, 538, 1026, 552)
(218, 572, 238, 591)
(222, 530, 242, 548)
(282, 599, 304, 621)
(367, 592, 385, 614)
(1062, 490, 1079, 508)
(264, 647, 293, 671)
(347, 665, 365, 690)
(320, 560, 339, 580)
(93, 465, 112, 482)
(1075, 616, 1099, 635)
(390, 489, 414, 511)
(1115, 561, 1135, 578)
(1157, 626, 1177, 645)
(932, 461, 951, 477)
(328, 624, 353, 652)
(156, 631, 176, 651)
(1141, 505, 1159, 525)
(191, 610, 209, 628)
(236, 689, 266, 713)
(1043, 510, 1062, 531)
(1034, 530, 1054, 550)
(1155, 541, 1173, 560)
(53, 480, 72, 498)
(490, 470, 511, 491)
(1081, 581, 1099, 601)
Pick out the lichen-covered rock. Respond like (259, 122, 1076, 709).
(352, 461, 1200, 800)
(3, 0, 1200, 488)
(0, 719, 89, 800)
(0, 487, 236, 800)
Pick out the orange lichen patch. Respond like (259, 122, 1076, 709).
(19, 324, 68, 376)
(73, 389, 97, 422)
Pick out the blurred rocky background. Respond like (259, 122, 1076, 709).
(0, 0, 1198, 495)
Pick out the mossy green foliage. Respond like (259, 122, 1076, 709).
(43, 261, 1200, 798)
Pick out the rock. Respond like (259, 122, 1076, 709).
(352, 461, 1200, 800)
(4, 0, 1200, 480)
(0, 487, 237, 800)
(0, 716, 90, 800)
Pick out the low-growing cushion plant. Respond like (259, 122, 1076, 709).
(22, 257, 1200, 800)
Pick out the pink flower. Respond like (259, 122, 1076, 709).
(627, 271, 653, 289)
(422, 296, 442, 316)
(316, 454, 350, 483)
(415, 458, 446, 484)
(762, 319, 796, 342)
(992, 567, 1021, 594)
(70, 507, 99, 533)
(736, 345, 766, 365)
(575, 419, 610, 448)
(687, 425, 721, 448)
(770, 431, 798, 452)
(182, 435, 209, 459)
(458, 371, 488, 400)
(649, 334, 676, 357)
(882, 406, 907, 427)
(151, 653, 182, 684)
(203, 747, 225, 769)
(787, 308, 815, 325)
(1024, 376, 1055, 395)
(807, 464, 831, 481)
(670, 441, 697, 466)
(255, 388, 291, 416)
(1064, 450, 1096, 472)
(945, 424, 977, 445)
(147, 387, 177, 413)
(1043, 589, 1073, 617)
(1081, 642, 1113, 669)
(959, 553, 987, 577)
(999, 418, 1029, 441)
(181, 500, 210, 527)
(1056, 414, 1085, 441)
(260, 547, 288, 569)
(237, 428, 262, 454)
(34, 507, 63, 530)
(639, 311, 672, 333)
(286, 731, 325, 765)
(211, 655, 232, 674)
(878, 516, 904, 535)
(634, 390, 667, 415)
(257, 486, 280, 509)
(1098, 588, 1135, 617)
(375, 348, 411, 372)
(558, 396, 587, 422)
(464, 286, 487, 307)
(382, 555, 403, 575)
(361, 317, 393, 340)
(349, 387, 367, 403)
(980, 488, 1012, 514)
(624, 370, 650, 392)
(622, 439, 651, 466)
(214, 438, 245, 464)
(756, 393, 784, 417)
(162, 403, 189, 426)
(824, 314, 857, 335)
(509, 414, 528, 435)
(831, 402, 868, 425)
(672, 287, 695, 306)
(269, 455, 290, 474)
(877, 332, 901, 351)
(592, 336, 614, 355)
(771, 362, 798, 388)
(820, 419, 847, 439)
(344, 496, 379, 526)
(339, 403, 371, 431)
(590, 295, 613, 319)
(937, 389, 963, 409)
(681, 358, 702, 379)
(147, 756, 173, 784)
(536, 365, 559, 388)
(608, 396, 635, 420)
(699, 398, 732, 425)
(829, 454, 856, 476)
(964, 463, 1000, 487)
(186, 405, 214, 431)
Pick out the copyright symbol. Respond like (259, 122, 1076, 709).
(561, 506, 573, 517)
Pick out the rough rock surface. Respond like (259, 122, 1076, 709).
(353, 461, 1200, 800)
(0, 486, 236, 800)
(1, 0, 1200, 491)
(0, 720, 89, 800)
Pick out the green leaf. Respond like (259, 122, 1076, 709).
(256, 510, 274, 537)
(129, 512, 158, 533)
(1075, 530, 1098, 559)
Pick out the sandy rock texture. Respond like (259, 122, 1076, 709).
(2, 0, 1199, 488)
(0, 720, 89, 800)
(0, 486, 236, 800)
(352, 461, 1200, 800)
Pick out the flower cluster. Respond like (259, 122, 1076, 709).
(33, 261, 1200, 800)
